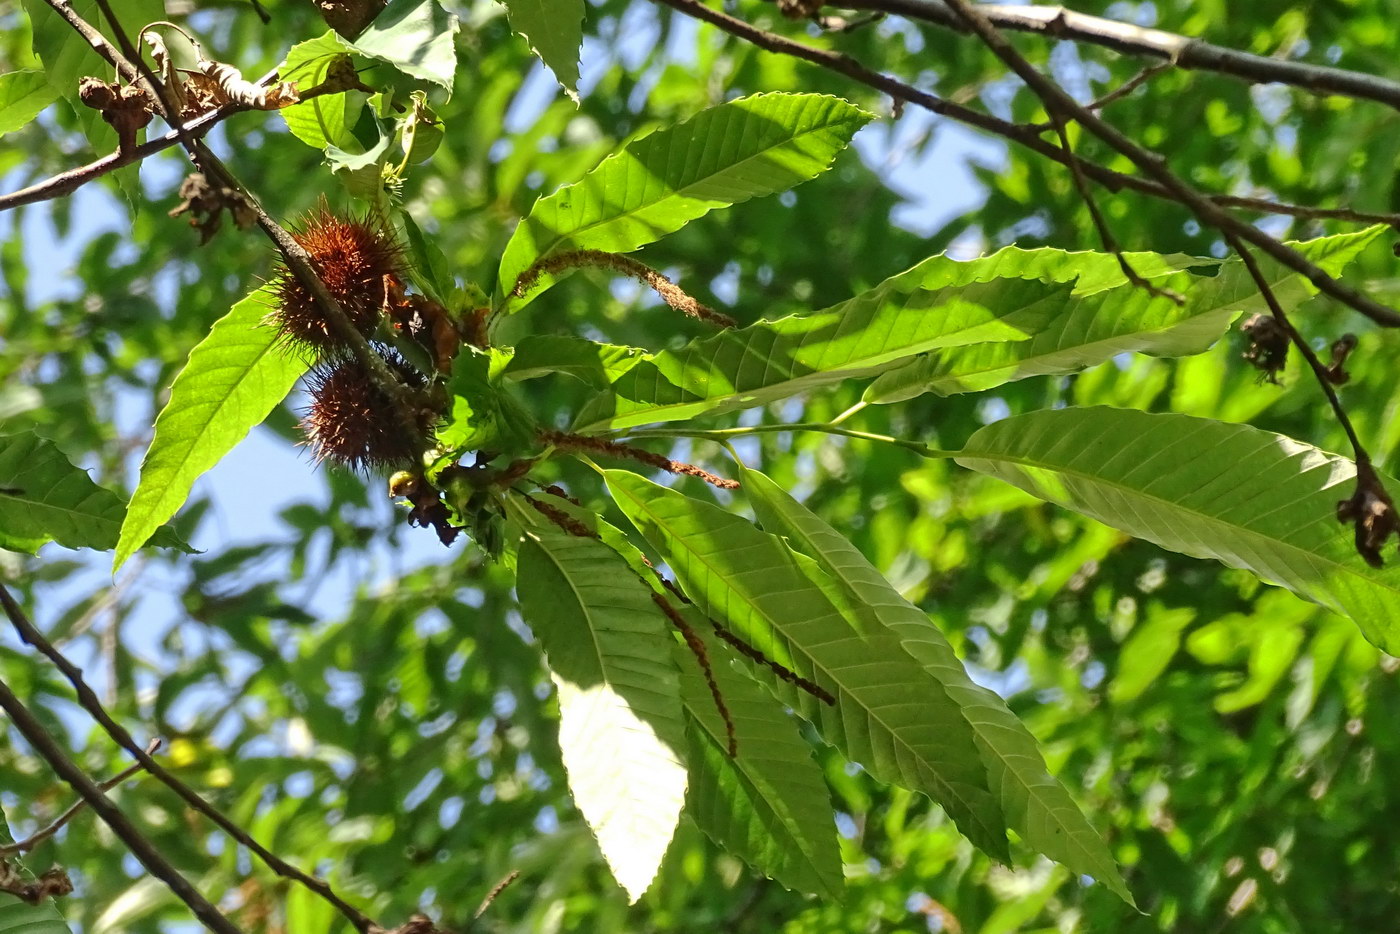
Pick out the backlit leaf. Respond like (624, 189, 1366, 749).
(279, 32, 364, 150)
(501, 0, 584, 100)
(575, 277, 1072, 431)
(742, 467, 1134, 904)
(677, 623, 842, 897)
(513, 503, 688, 902)
(350, 0, 459, 91)
(866, 228, 1382, 402)
(0, 71, 58, 136)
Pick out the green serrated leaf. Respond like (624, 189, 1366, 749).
(278, 32, 364, 150)
(503, 335, 650, 388)
(350, 0, 459, 91)
(575, 277, 1072, 432)
(0, 430, 126, 553)
(955, 406, 1400, 654)
(866, 228, 1383, 402)
(740, 467, 1134, 904)
(511, 502, 688, 903)
(437, 347, 536, 454)
(500, 0, 583, 100)
(0, 431, 185, 556)
(677, 623, 842, 897)
(22, 0, 106, 97)
(498, 93, 874, 309)
(116, 288, 310, 572)
(605, 470, 1008, 860)
(0, 71, 58, 136)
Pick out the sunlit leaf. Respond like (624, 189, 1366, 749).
(278, 32, 363, 150)
(503, 335, 650, 388)
(116, 288, 309, 571)
(498, 93, 873, 309)
(513, 504, 688, 903)
(575, 277, 1072, 431)
(867, 228, 1383, 401)
(350, 0, 459, 91)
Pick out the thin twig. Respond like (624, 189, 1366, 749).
(935, 0, 1400, 327)
(0, 584, 378, 934)
(1209, 194, 1400, 228)
(1047, 110, 1181, 303)
(0, 103, 236, 212)
(0, 678, 244, 934)
(841, 0, 1400, 112)
(0, 739, 161, 856)
(1025, 61, 1170, 132)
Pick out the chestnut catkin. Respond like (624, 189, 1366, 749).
(300, 351, 426, 472)
(271, 206, 406, 354)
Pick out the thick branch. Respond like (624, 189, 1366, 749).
(0, 678, 243, 934)
(843, 0, 1400, 112)
(0, 584, 377, 934)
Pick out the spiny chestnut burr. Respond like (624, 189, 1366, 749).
(271, 205, 406, 355)
(300, 351, 428, 472)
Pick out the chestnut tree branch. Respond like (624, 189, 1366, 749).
(934, 0, 1400, 327)
(0, 676, 244, 934)
(0, 739, 160, 856)
(840, 0, 1400, 112)
(42, 0, 425, 450)
(0, 583, 379, 934)
(652, 0, 1400, 327)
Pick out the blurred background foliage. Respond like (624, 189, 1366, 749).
(4, 0, 1400, 930)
